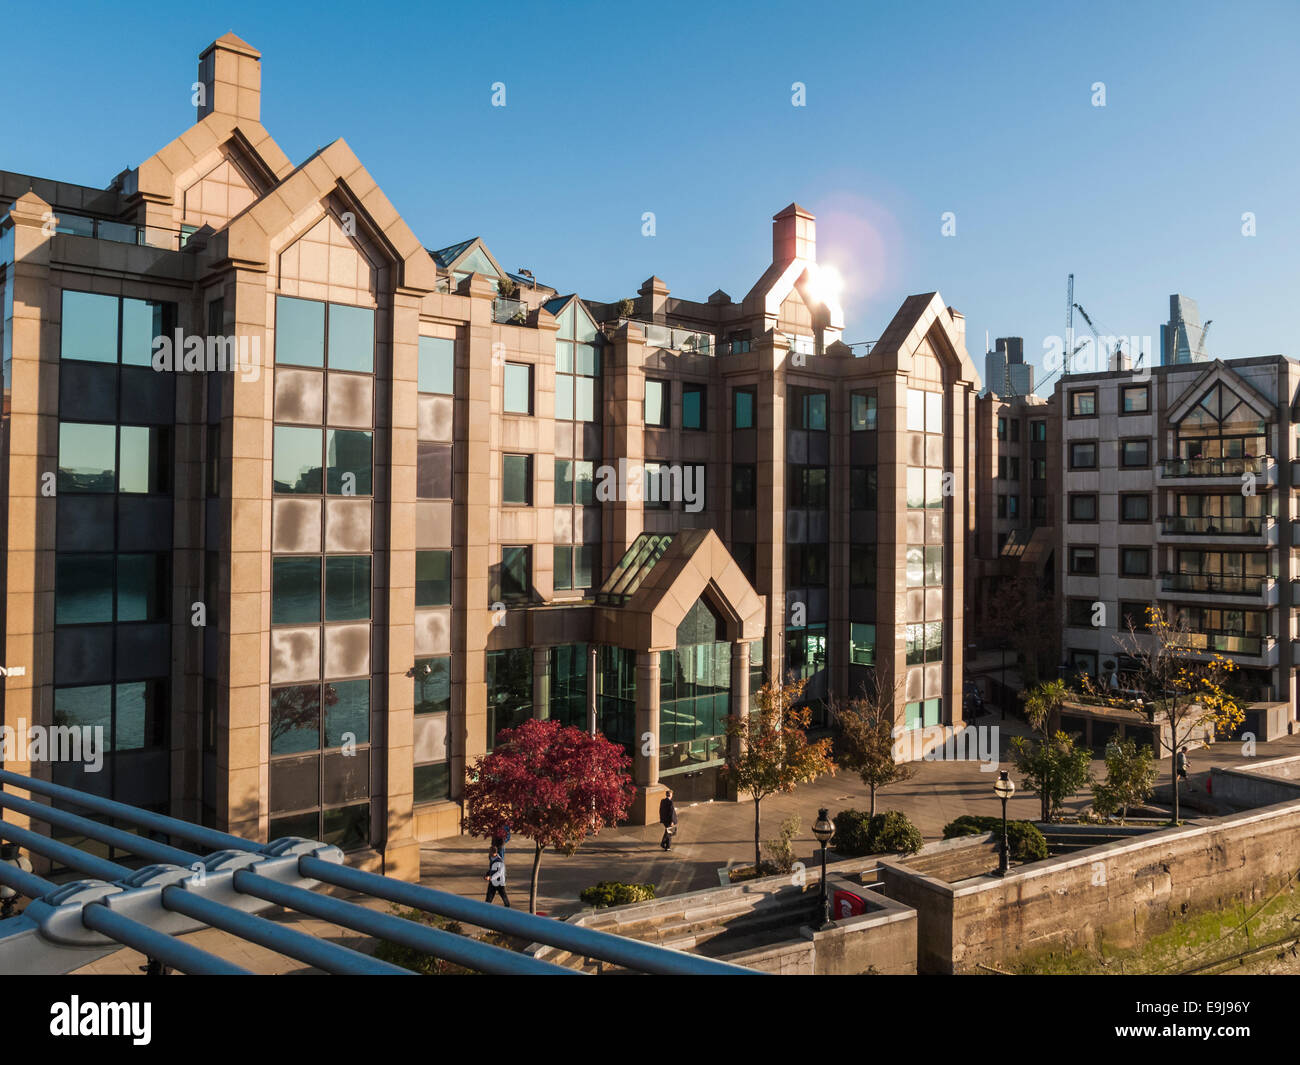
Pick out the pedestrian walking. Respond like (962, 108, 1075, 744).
(484, 845, 510, 907)
(1177, 746, 1190, 782)
(658, 788, 678, 851)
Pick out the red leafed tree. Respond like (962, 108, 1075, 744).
(463, 718, 635, 913)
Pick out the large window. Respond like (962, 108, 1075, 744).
(554, 459, 596, 505)
(487, 648, 533, 750)
(415, 550, 452, 607)
(58, 423, 170, 494)
(504, 362, 533, 415)
(850, 467, 877, 509)
(554, 545, 596, 591)
(414, 656, 451, 804)
(851, 392, 877, 431)
(660, 600, 730, 776)
(502, 454, 533, 505)
(906, 467, 943, 509)
(1175, 383, 1267, 461)
(61, 291, 172, 366)
(549, 644, 589, 729)
(787, 543, 829, 586)
(905, 622, 943, 666)
(276, 296, 374, 373)
(645, 379, 670, 428)
(499, 546, 531, 603)
(789, 465, 829, 509)
(733, 387, 756, 429)
(906, 545, 943, 588)
(732, 464, 757, 509)
(273, 427, 372, 495)
(850, 622, 876, 666)
(850, 545, 876, 588)
(56, 553, 168, 625)
(907, 388, 943, 433)
(268, 679, 371, 850)
(682, 383, 706, 430)
(554, 301, 600, 422)
(794, 388, 828, 431)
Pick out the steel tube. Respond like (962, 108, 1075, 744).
(81, 903, 251, 975)
(0, 820, 131, 881)
(0, 792, 202, 867)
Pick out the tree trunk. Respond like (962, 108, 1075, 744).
(753, 797, 762, 872)
(529, 842, 544, 914)
(869, 783, 877, 818)
(1171, 746, 1180, 825)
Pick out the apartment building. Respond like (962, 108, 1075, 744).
(0, 34, 982, 873)
(1055, 357, 1300, 736)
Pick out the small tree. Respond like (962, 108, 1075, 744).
(1017, 679, 1071, 821)
(1116, 606, 1244, 824)
(463, 718, 635, 913)
(1009, 730, 1093, 822)
(724, 679, 836, 871)
(831, 665, 914, 816)
(1092, 736, 1157, 824)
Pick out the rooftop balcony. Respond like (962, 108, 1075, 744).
(1158, 514, 1276, 546)
(620, 318, 714, 355)
(53, 210, 191, 251)
(492, 297, 528, 325)
(1159, 572, 1279, 607)
(1183, 631, 1277, 667)
(1156, 455, 1276, 487)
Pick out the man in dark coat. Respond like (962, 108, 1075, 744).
(484, 845, 510, 907)
(658, 788, 678, 851)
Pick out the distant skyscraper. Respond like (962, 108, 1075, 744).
(983, 336, 1033, 396)
(1161, 294, 1209, 365)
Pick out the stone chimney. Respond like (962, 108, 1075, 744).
(772, 203, 815, 264)
(196, 32, 262, 122)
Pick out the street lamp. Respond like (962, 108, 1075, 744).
(812, 808, 835, 929)
(993, 771, 1016, 876)
(1, 843, 34, 919)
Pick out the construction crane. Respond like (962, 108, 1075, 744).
(1064, 274, 1075, 376)
(1197, 319, 1214, 359)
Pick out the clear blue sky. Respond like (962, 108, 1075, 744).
(4, 0, 1297, 385)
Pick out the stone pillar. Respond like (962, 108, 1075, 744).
(586, 643, 598, 735)
(632, 649, 665, 824)
(723, 641, 752, 800)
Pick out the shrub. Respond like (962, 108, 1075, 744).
(762, 815, 801, 873)
(579, 881, 656, 908)
(942, 815, 1048, 862)
(373, 907, 468, 975)
(863, 810, 923, 855)
(832, 809, 872, 856)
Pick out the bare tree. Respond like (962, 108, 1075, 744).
(984, 575, 1060, 690)
(830, 664, 914, 817)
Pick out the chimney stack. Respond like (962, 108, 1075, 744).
(772, 203, 815, 264)
(196, 33, 262, 122)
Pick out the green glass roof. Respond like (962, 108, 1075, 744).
(595, 533, 675, 606)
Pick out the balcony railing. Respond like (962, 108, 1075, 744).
(1159, 572, 1269, 596)
(1159, 515, 1268, 536)
(492, 297, 528, 324)
(1183, 631, 1270, 656)
(53, 211, 190, 251)
(620, 319, 714, 355)
(1158, 456, 1266, 478)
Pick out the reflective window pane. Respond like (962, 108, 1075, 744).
(415, 657, 451, 715)
(61, 291, 117, 363)
(414, 762, 451, 804)
(56, 554, 114, 624)
(326, 429, 372, 495)
(418, 337, 455, 394)
(322, 802, 369, 850)
(117, 553, 166, 622)
(271, 685, 321, 755)
(276, 296, 325, 367)
(503, 454, 532, 505)
(273, 557, 321, 624)
(575, 376, 595, 422)
(119, 425, 168, 494)
(554, 545, 573, 590)
(273, 427, 323, 493)
(327, 303, 374, 373)
(115, 680, 166, 750)
(121, 298, 165, 367)
(501, 546, 530, 602)
(59, 422, 117, 492)
(554, 459, 573, 504)
(416, 550, 451, 607)
(575, 461, 595, 505)
(325, 679, 369, 747)
(504, 362, 532, 414)
(325, 555, 371, 621)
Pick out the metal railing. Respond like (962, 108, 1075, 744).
(1159, 572, 1269, 596)
(0, 768, 756, 976)
(1182, 631, 1270, 656)
(1159, 515, 1269, 536)
(619, 319, 714, 355)
(492, 297, 528, 324)
(51, 211, 190, 252)
(1158, 456, 1268, 478)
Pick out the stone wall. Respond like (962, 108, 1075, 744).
(880, 798, 1300, 973)
(1210, 755, 1300, 809)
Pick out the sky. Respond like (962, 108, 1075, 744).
(3, 0, 1297, 389)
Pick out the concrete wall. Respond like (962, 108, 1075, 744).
(880, 798, 1300, 973)
(1210, 755, 1300, 809)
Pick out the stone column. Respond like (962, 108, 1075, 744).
(586, 643, 598, 735)
(532, 645, 550, 719)
(632, 649, 665, 824)
(724, 641, 752, 800)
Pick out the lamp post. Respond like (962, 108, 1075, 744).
(1, 843, 33, 919)
(993, 771, 1016, 876)
(812, 808, 834, 929)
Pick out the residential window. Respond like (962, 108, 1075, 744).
(904, 698, 942, 730)
(1069, 493, 1098, 522)
(1070, 441, 1097, 469)
(908, 389, 942, 433)
(56, 553, 169, 625)
(554, 459, 596, 505)
(418, 336, 455, 394)
(503, 362, 533, 415)
(645, 379, 669, 428)
(1008, 495, 1020, 519)
(682, 383, 706, 430)
(796, 389, 828, 431)
(553, 545, 596, 591)
(997, 416, 1007, 441)
(554, 305, 600, 422)
(502, 454, 533, 505)
(733, 387, 756, 429)
(1120, 602, 1153, 632)
(850, 623, 876, 667)
(850, 466, 877, 509)
(1121, 385, 1150, 413)
(499, 546, 531, 602)
(1031, 420, 1047, 442)
(905, 622, 944, 666)
(733, 543, 757, 583)
(1121, 547, 1150, 577)
(851, 392, 877, 431)
(732, 464, 757, 509)
(725, 330, 752, 354)
(415, 550, 451, 607)
(1121, 438, 1150, 468)
(1067, 598, 1097, 627)
(1031, 458, 1047, 480)
(1010, 420, 1020, 443)
(1069, 546, 1097, 574)
(58, 423, 170, 495)
(1071, 390, 1097, 417)
(787, 543, 829, 586)
(414, 654, 451, 804)
(906, 467, 943, 509)
(275, 296, 374, 373)
(1008, 457, 1020, 480)
(1120, 493, 1150, 522)
(325, 556, 371, 621)
(326, 429, 372, 495)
